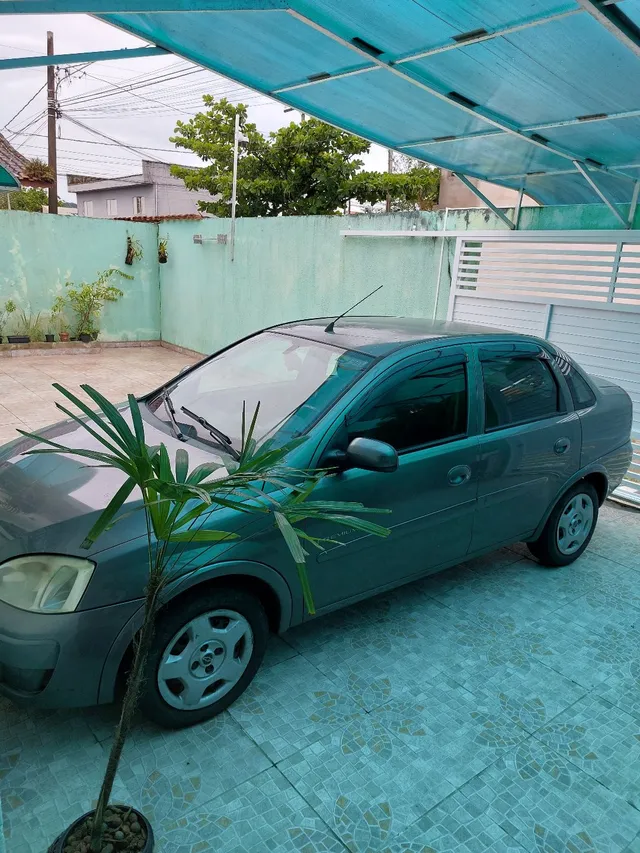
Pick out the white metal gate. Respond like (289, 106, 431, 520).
(448, 230, 640, 506)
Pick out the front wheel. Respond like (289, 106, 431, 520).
(527, 482, 599, 567)
(138, 587, 268, 729)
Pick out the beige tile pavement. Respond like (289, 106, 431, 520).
(0, 346, 198, 446)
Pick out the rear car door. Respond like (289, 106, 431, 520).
(306, 346, 480, 611)
(470, 341, 581, 552)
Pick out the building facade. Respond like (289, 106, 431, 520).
(68, 161, 214, 218)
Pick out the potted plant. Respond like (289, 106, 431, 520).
(125, 234, 143, 266)
(158, 236, 168, 264)
(8, 307, 42, 344)
(0, 299, 16, 343)
(20, 389, 389, 853)
(61, 267, 132, 342)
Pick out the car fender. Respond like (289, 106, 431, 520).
(97, 559, 293, 705)
(530, 462, 609, 541)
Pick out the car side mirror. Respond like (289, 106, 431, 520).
(325, 437, 398, 473)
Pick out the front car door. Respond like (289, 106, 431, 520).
(470, 340, 581, 552)
(305, 345, 480, 613)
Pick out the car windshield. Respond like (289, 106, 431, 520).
(148, 331, 373, 450)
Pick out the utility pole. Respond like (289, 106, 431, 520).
(47, 31, 58, 215)
(386, 148, 393, 213)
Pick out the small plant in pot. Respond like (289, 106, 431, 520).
(0, 298, 16, 344)
(125, 234, 143, 266)
(8, 307, 43, 344)
(158, 236, 168, 264)
(20, 390, 389, 853)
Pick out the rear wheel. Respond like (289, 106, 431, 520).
(139, 587, 268, 728)
(527, 482, 599, 567)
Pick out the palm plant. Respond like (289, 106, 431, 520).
(21, 385, 390, 853)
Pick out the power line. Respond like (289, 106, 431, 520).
(8, 131, 194, 155)
(1, 82, 47, 132)
(60, 113, 165, 162)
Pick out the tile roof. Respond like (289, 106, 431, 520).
(113, 213, 205, 222)
(0, 132, 27, 187)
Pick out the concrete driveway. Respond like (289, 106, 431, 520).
(0, 350, 639, 853)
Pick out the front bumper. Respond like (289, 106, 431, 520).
(0, 597, 142, 708)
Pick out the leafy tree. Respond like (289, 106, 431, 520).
(171, 98, 439, 216)
(0, 187, 49, 212)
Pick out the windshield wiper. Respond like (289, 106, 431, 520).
(180, 406, 240, 460)
(160, 389, 185, 441)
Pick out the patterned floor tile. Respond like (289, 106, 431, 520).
(114, 711, 271, 829)
(598, 661, 640, 722)
(279, 722, 456, 851)
(458, 737, 640, 853)
(283, 607, 374, 654)
(301, 622, 452, 711)
(263, 635, 300, 669)
(521, 605, 640, 689)
(228, 656, 363, 763)
(383, 789, 525, 853)
(589, 504, 640, 574)
(157, 767, 348, 853)
(0, 730, 130, 853)
(371, 678, 529, 789)
(534, 694, 640, 808)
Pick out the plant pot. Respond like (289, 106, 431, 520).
(0, 336, 3, 344)
(45, 334, 55, 342)
(158, 253, 167, 264)
(79, 333, 92, 343)
(47, 805, 154, 853)
(59, 332, 70, 342)
(7, 336, 30, 344)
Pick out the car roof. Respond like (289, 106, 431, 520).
(270, 316, 533, 357)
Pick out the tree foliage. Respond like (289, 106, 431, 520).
(0, 188, 49, 212)
(171, 98, 439, 216)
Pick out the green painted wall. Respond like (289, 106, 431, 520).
(0, 202, 630, 352)
(0, 211, 160, 340)
(160, 203, 628, 355)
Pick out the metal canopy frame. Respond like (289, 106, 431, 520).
(452, 172, 517, 230)
(2, 0, 640, 210)
(573, 160, 630, 227)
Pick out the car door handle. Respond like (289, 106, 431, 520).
(554, 438, 571, 455)
(448, 465, 471, 486)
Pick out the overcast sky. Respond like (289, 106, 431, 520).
(1, 15, 388, 201)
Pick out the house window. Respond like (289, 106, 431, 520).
(106, 198, 118, 216)
(133, 196, 145, 215)
(84, 200, 94, 217)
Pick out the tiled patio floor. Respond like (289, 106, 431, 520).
(0, 347, 198, 446)
(0, 351, 639, 853)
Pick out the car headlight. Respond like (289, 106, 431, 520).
(0, 555, 95, 613)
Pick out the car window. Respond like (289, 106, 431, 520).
(482, 356, 559, 430)
(552, 348, 596, 409)
(149, 332, 372, 449)
(346, 362, 468, 452)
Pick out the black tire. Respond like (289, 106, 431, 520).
(138, 587, 268, 729)
(527, 481, 599, 568)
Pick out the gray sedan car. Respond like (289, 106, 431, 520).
(0, 318, 633, 727)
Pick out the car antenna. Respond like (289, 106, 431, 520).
(324, 285, 383, 333)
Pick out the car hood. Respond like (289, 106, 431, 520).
(0, 409, 230, 559)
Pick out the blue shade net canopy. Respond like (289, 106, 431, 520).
(10, 0, 640, 205)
